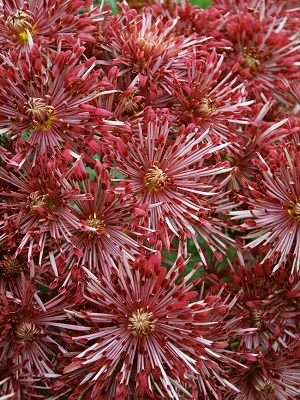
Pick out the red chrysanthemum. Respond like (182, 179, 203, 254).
(0, 44, 110, 164)
(224, 9, 300, 100)
(0, 156, 92, 278)
(230, 143, 300, 278)
(0, 0, 99, 52)
(226, 341, 300, 399)
(110, 108, 235, 264)
(59, 160, 149, 282)
(0, 275, 88, 398)
(61, 252, 241, 400)
(165, 50, 253, 146)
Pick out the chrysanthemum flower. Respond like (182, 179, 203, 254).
(226, 341, 300, 399)
(0, 156, 92, 277)
(110, 108, 234, 264)
(0, 44, 110, 163)
(97, 3, 206, 100)
(230, 143, 300, 278)
(151, 0, 234, 51)
(224, 9, 300, 100)
(222, 101, 293, 193)
(59, 160, 149, 282)
(0, 0, 99, 52)
(221, 253, 300, 351)
(0, 275, 89, 396)
(61, 252, 240, 400)
(165, 50, 253, 145)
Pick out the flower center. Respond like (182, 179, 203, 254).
(128, 308, 156, 337)
(14, 320, 42, 343)
(288, 201, 300, 220)
(259, 378, 275, 394)
(85, 213, 107, 237)
(137, 37, 156, 59)
(5, 10, 34, 44)
(26, 191, 55, 214)
(192, 98, 217, 119)
(248, 307, 265, 328)
(239, 48, 261, 76)
(86, 214, 106, 230)
(24, 98, 55, 130)
(144, 165, 168, 190)
(0, 255, 23, 278)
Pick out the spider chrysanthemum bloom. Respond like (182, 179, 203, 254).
(226, 342, 300, 399)
(62, 252, 237, 400)
(230, 144, 300, 278)
(222, 101, 294, 193)
(222, 254, 300, 351)
(98, 3, 206, 97)
(0, 275, 89, 395)
(166, 50, 253, 145)
(110, 109, 235, 264)
(150, 0, 232, 50)
(224, 9, 300, 101)
(60, 160, 149, 282)
(0, 0, 99, 52)
(0, 44, 110, 163)
(0, 156, 92, 277)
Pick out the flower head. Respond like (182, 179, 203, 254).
(0, 44, 106, 163)
(0, 275, 88, 395)
(59, 161, 149, 282)
(224, 9, 300, 100)
(110, 108, 234, 264)
(230, 143, 300, 278)
(0, 0, 99, 52)
(0, 156, 92, 278)
(61, 252, 238, 399)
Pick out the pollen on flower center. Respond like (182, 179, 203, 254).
(0, 256, 23, 278)
(288, 201, 300, 220)
(259, 378, 275, 394)
(137, 37, 156, 58)
(248, 307, 265, 327)
(239, 48, 261, 76)
(86, 214, 106, 230)
(5, 10, 34, 44)
(14, 320, 42, 343)
(144, 165, 168, 190)
(128, 308, 156, 337)
(193, 98, 217, 119)
(26, 191, 55, 214)
(24, 98, 55, 130)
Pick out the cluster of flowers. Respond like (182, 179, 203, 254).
(1, 0, 300, 398)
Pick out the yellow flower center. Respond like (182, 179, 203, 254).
(288, 201, 300, 220)
(24, 98, 55, 130)
(192, 98, 217, 119)
(14, 320, 42, 343)
(86, 214, 106, 230)
(247, 307, 265, 328)
(85, 213, 108, 238)
(128, 308, 156, 337)
(239, 48, 261, 76)
(26, 191, 56, 214)
(5, 10, 34, 44)
(144, 165, 168, 191)
(259, 378, 275, 394)
(0, 256, 23, 278)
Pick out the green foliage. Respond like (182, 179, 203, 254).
(190, 0, 212, 7)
